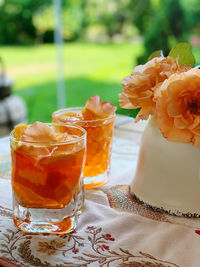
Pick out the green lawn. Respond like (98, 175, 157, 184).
(1, 42, 199, 123)
(0, 42, 143, 123)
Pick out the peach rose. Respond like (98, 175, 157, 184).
(82, 95, 117, 120)
(156, 68, 200, 145)
(119, 56, 188, 122)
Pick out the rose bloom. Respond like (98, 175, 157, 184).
(156, 68, 200, 145)
(119, 56, 188, 122)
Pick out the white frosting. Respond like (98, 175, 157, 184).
(130, 116, 200, 216)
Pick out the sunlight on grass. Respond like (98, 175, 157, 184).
(0, 42, 143, 89)
(1, 42, 199, 123)
(0, 42, 143, 122)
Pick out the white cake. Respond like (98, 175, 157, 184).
(130, 116, 200, 217)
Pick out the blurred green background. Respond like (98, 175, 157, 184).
(0, 0, 200, 123)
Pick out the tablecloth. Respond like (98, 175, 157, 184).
(1, 133, 200, 267)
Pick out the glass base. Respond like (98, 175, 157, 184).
(13, 196, 77, 234)
(84, 171, 109, 189)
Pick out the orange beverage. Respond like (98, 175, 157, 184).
(10, 122, 86, 234)
(52, 99, 116, 188)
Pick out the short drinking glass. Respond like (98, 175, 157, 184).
(52, 107, 115, 188)
(10, 123, 86, 234)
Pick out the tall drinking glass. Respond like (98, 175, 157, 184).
(52, 107, 115, 188)
(10, 123, 86, 234)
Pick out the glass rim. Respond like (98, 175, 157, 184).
(10, 122, 87, 145)
(52, 107, 116, 123)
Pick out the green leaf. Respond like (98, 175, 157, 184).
(148, 50, 163, 61)
(168, 43, 195, 67)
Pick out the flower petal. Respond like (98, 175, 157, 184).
(135, 106, 152, 122)
(22, 122, 58, 143)
(167, 101, 183, 117)
(119, 93, 135, 109)
(82, 95, 116, 119)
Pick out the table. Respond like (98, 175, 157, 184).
(0, 117, 200, 267)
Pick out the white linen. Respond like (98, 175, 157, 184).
(0, 136, 200, 266)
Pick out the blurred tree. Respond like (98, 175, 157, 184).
(62, 0, 87, 41)
(84, 0, 152, 42)
(127, 0, 152, 34)
(33, 0, 88, 42)
(84, 0, 129, 38)
(33, 5, 54, 43)
(33, 0, 147, 43)
(182, 0, 200, 30)
(0, 0, 50, 44)
(0, 0, 198, 47)
(138, 0, 187, 63)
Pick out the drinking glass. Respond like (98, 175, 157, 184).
(10, 123, 86, 234)
(52, 107, 115, 188)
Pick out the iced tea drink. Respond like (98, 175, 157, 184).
(52, 96, 116, 188)
(10, 122, 86, 234)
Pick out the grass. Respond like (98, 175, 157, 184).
(0, 42, 143, 123)
(1, 42, 199, 123)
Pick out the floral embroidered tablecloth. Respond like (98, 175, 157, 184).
(1, 134, 200, 267)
